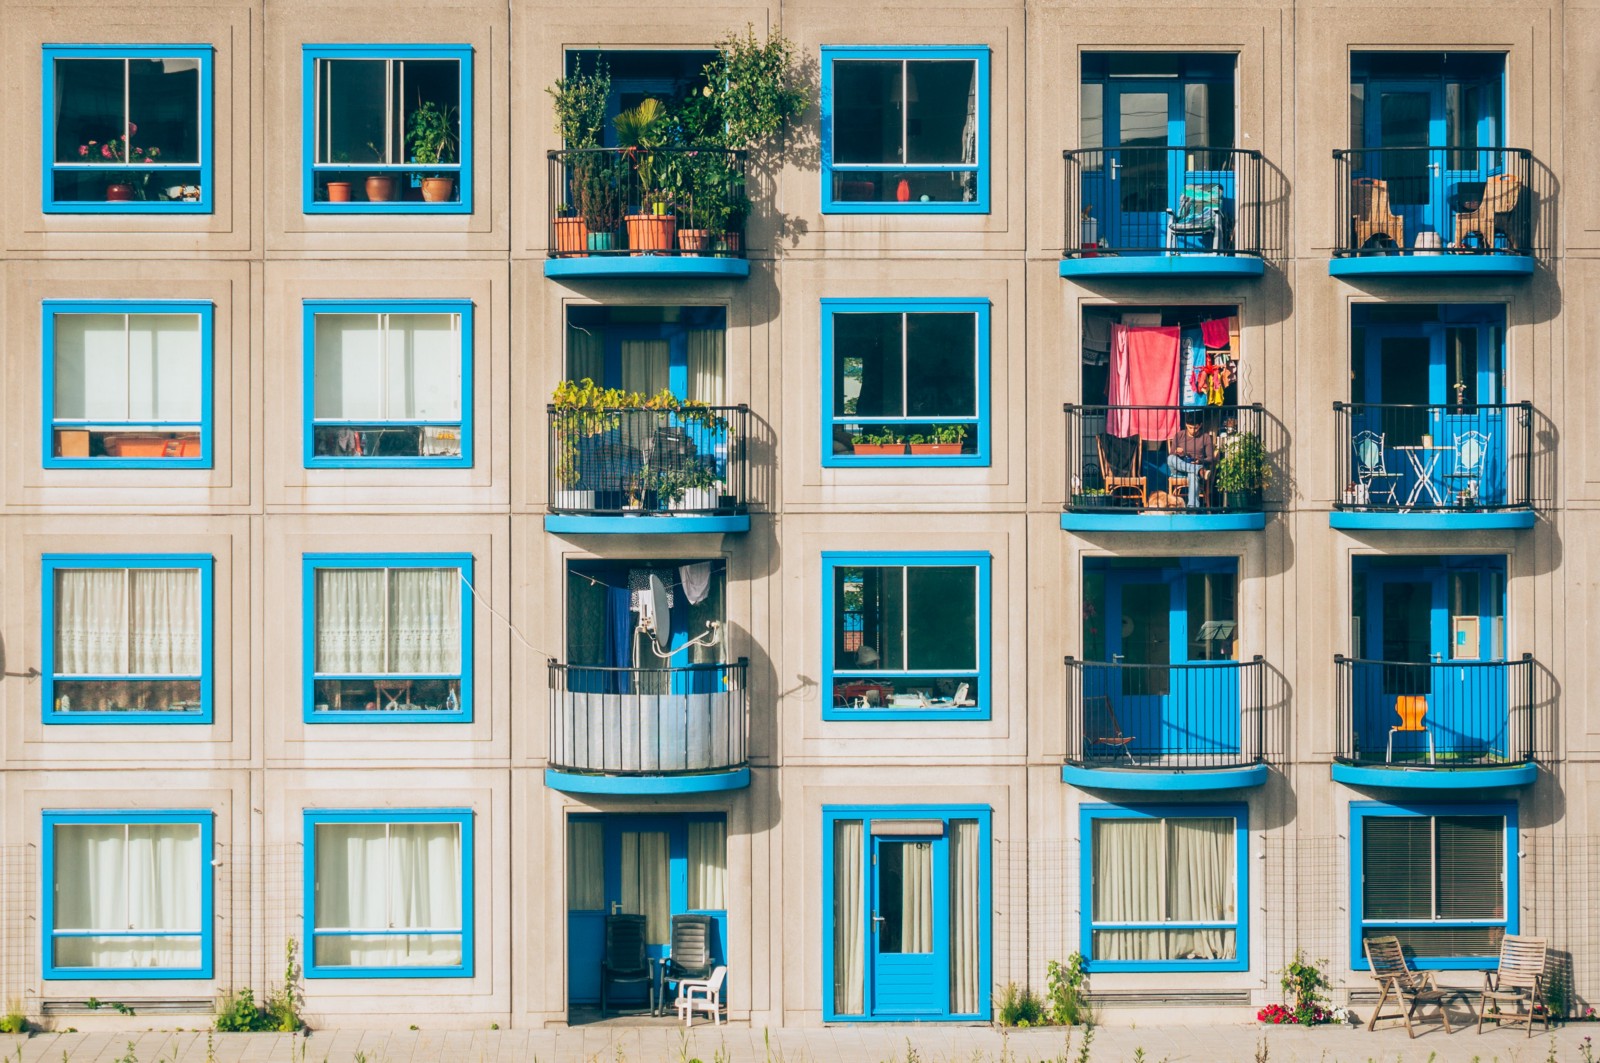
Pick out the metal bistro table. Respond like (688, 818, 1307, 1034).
(1393, 444, 1451, 508)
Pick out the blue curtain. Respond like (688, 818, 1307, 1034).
(606, 586, 634, 694)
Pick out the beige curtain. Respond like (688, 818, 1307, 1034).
(1166, 818, 1235, 960)
(687, 821, 727, 910)
(832, 820, 865, 1015)
(621, 831, 670, 945)
(949, 820, 982, 1014)
(53, 822, 203, 969)
(620, 340, 670, 397)
(687, 330, 726, 405)
(900, 841, 934, 953)
(566, 325, 603, 383)
(1092, 817, 1236, 961)
(1091, 818, 1164, 961)
(567, 821, 604, 911)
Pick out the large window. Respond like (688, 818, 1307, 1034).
(302, 45, 472, 212)
(1352, 803, 1514, 969)
(823, 551, 988, 720)
(304, 301, 471, 467)
(304, 810, 473, 978)
(821, 46, 988, 213)
(43, 301, 212, 468)
(41, 555, 213, 724)
(822, 299, 988, 467)
(43, 45, 212, 213)
(1081, 805, 1247, 972)
(303, 554, 472, 722)
(43, 811, 213, 979)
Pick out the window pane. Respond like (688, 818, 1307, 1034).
(54, 824, 127, 930)
(126, 824, 203, 931)
(57, 935, 202, 969)
(1080, 83, 1103, 151)
(127, 568, 201, 675)
(397, 59, 462, 157)
(1363, 817, 1433, 920)
(387, 823, 462, 931)
(905, 567, 977, 671)
(1186, 572, 1237, 662)
(1377, 926, 1504, 959)
(1436, 816, 1504, 919)
(314, 569, 388, 673)
(322, 59, 388, 165)
(386, 569, 461, 673)
(128, 315, 203, 422)
(54, 821, 203, 970)
(905, 61, 976, 165)
(834, 314, 903, 418)
(127, 57, 201, 164)
(54, 315, 131, 421)
(54, 569, 129, 674)
(1164, 818, 1234, 923)
(877, 840, 933, 953)
(567, 821, 604, 910)
(1093, 928, 1236, 962)
(833, 60, 902, 165)
(54, 58, 126, 163)
(1092, 818, 1161, 922)
(314, 315, 385, 420)
(830, 170, 974, 203)
(384, 314, 461, 420)
(314, 823, 389, 930)
(832, 820, 866, 1015)
(904, 313, 976, 417)
(840, 567, 905, 672)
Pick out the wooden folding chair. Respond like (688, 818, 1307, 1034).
(1096, 432, 1146, 508)
(1364, 935, 1453, 1038)
(1085, 695, 1136, 763)
(1476, 934, 1548, 1037)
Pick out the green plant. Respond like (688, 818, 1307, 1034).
(263, 938, 306, 1033)
(1046, 952, 1091, 1026)
(113, 1042, 139, 1063)
(851, 428, 901, 447)
(214, 988, 273, 1032)
(701, 26, 810, 154)
(933, 424, 968, 446)
(1216, 430, 1270, 494)
(547, 56, 612, 148)
(406, 99, 458, 174)
(0, 1007, 26, 1034)
(551, 378, 628, 488)
(1279, 950, 1333, 1025)
(613, 98, 671, 205)
(573, 151, 627, 234)
(996, 982, 1044, 1028)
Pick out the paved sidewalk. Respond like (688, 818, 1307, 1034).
(3, 1022, 1598, 1063)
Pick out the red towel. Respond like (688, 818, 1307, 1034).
(1108, 324, 1180, 439)
(1200, 317, 1231, 349)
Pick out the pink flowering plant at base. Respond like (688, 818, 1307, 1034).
(1258, 951, 1337, 1026)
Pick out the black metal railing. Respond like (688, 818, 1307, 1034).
(1062, 146, 1264, 257)
(548, 405, 749, 517)
(548, 659, 748, 777)
(547, 148, 748, 258)
(1065, 403, 1270, 514)
(1065, 657, 1268, 769)
(1333, 146, 1534, 256)
(1335, 655, 1540, 766)
(1332, 402, 1533, 513)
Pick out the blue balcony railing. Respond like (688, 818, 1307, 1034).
(1064, 657, 1268, 769)
(1063, 146, 1264, 258)
(1335, 655, 1541, 767)
(1333, 402, 1533, 514)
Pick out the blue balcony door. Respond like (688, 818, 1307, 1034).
(566, 815, 728, 1008)
(870, 831, 949, 1015)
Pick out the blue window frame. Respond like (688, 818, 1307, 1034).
(302, 44, 473, 214)
(303, 809, 474, 979)
(42, 45, 214, 214)
(42, 810, 214, 980)
(821, 299, 990, 468)
(1350, 801, 1516, 970)
(302, 553, 473, 723)
(42, 300, 214, 469)
(302, 300, 472, 468)
(822, 804, 991, 1022)
(820, 46, 990, 214)
(822, 551, 990, 721)
(41, 554, 214, 725)
(1080, 803, 1249, 973)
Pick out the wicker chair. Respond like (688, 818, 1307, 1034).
(1352, 178, 1404, 251)
(1454, 173, 1521, 252)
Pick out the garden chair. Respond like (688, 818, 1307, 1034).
(660, 915, 715, 1015)
(1351, 178, 1404, 251)
(1364, 935, 1453, 1038)
(599, 913, 653, 1015)
(1164, 183, 1229, 252)
(1085, 695, 1136, 763)
(1475, 934, 1548, 1036)
(1353, 430, 1401, 507)
(1386, 695, 1435, 764)
(1096, 433, 1147, 508)
(1454, 173, 1521, 252)
(675, 965, 727, 1027)
(1441, 430, 1491, 506)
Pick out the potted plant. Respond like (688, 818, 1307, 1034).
(1071, 487, 1112, 508)
(547, 57, 611, 254)
(363, 141, 396, 202)
(550, 378, 627, 510)
(851, 429, 905, 456)
(1215, 430, 1270, 510)
(575, 153, 625, 251)
(614, 99, 677, 253)
(675, 459, 722, 512)
(1079, 204, 1098, 254)
(907, 424, 966, 456)
(407, 99, 459, 203)
(80, 126, 158, 201)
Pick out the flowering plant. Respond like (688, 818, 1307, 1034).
(78, 124, 160, 165)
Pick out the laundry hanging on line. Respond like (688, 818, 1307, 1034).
(1107, 324, 1181, 439)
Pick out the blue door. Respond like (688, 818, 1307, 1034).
(870, 831, 948, 1015)
(1360, 82, 1446, 244)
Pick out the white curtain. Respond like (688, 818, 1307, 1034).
(1092, 818, 1164, 961)
(687, 330, 726, 406)
(949, 820, 982, 1014)
(899, 841, 934, 953)
(688, 821, 727, 910)
(1091, 817, 1235, 961)
(567, 821, 605, 910)
(621, 831, 670, 945)
(54, 313, 202, 423)
(55, 568, 199, 676)
(314, 569, 386, 673)
(620, 340, 670, 397)
(313, 822, 462, 967)
(387, 569, 461, 673)
(567, 325, 604, 383)
(832, 820, 865, 1015)
(54, 822, 202, 969)
(313, 313, 460, 421)
(1166, 818, 1235, 960)
(316, 569, 459, 675)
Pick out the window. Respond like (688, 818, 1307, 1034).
(41, 555, 213, 724)
(43, 301, 213, 468)
(822, 551, 989, 720)
(43, 45, 213, 213)
(303, 554, 472, 722)
(822, 299, 989, 467)
(42, 811, 213, 979)
(302, 45, 472, 213)
(821, 46, 989, 213)
(1352, 803, 1515, 969)
(304, 810, 473, 978)
(303, 301, 472, 467)
(1081, 804, 1247, 972)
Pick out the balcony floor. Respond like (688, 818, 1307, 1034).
(1330, 759, 1537, 789)
(544, 767, 751, 795)
(1330, 508, 1535, 530)
(1061, 762, 1269, 791)
(1328, 254, 1534, 279)
(544, 257, 750, 280)
(1060, 254, 1265, 279)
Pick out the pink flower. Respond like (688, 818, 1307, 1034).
(78, 145, 88, 156)
(101, 144, 112, 159)
(128, 122, 137, 135)
(147, 147, 159, 158)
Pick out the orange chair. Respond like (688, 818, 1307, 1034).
(1386, 695, 1435, 764)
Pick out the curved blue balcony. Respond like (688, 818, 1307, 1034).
(1332, 655, 1542, 790)
(545, 659, 750, 795)
(1062, 657, 1273, 791)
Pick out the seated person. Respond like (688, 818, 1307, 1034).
(1166, 418, 1217, 507)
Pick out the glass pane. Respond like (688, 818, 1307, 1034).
(1080, 83, 1103, 152)
(830, 169, 974, 204)
(314, 823, 388, 930)
(1120, 583, 1171, 696)
(1379, 92, 1430, 205)
(54, 569, 129, 674)
(1119, 93, 1169, 213)
(834, 314, 903, 418)
(833, 60, 902, 165)
(322, 59, 389, 165)
(398, 59, 462, 164)
(56, 935, 202, 969)
(53, 824, 127, 930)
(1363, 817, 1432, 920)
(1092, 928, 1236, 961)
(386, 569, 461, 674)
(1187, 82, 1234, 150)
(1447, 328, 1478, 407)
(314, 569, 388, 674)
(687, 821, 728, 910)
(567, 821, 604, 910)
(1381, 582, 1432, 664)
(314, 315, 385, 420)
(314, 932, 461, 968)
(125, 823, 202, 931)
(877, 840, 933, 954)
(904, 314, 977, 418)
(832, 820, 865, 1015)
(126, 568, 201, 676)
(905, 567, 977, 671)
(1164, 818, 1234, 922)
(127, 57, 200, 164)
(53, 315, 130, 421)
(387, 823, 462, 931)
(905, 61, 976, 165)
(128, 315, 203, 422)
(838, 567, 905, 672)
(385, 314, 461, 421)
(54, 58, 127, 163)
(1378, 926, 1503, 960)
(1186, 573, 1237, 662)
(1436, 816, 1504, 919)
(1092, 818, 1161, 922)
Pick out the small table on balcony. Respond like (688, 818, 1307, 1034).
(1394, 445, 1450, 508)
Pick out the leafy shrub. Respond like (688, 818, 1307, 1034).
(996, 981, 1044, 1027)
(0, 1007, 28, 1034)
(214, 988, 274, 1032)
(1046, 952, 1091, 1026)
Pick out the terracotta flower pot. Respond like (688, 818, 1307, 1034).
(420, 176, 455, 203)
(907, 443, 964, 456)
(325, 181, 353, 203)
(105, 183, 135, 202)
(714, 231, 743, 256)
(625, 213, 677, 254)
(677, 228, 713, 256)
(365, 175, 397, 202)
(554, 216, 589, 256)
(852, 443, 906, 456)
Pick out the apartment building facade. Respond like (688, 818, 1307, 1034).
(0, 0, 1592, 1031)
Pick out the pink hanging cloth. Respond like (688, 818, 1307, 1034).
(1107, 324, 1181, 439)
(1200, 317, 1232, 349)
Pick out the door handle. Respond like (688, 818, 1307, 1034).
(1110, 158, 1121, 180)
(871, 912, 885, 931)
(1429, 162, 1441, 176)
(610, 901, 623, 915)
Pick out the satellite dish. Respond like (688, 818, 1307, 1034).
(649, 574, 672, 653)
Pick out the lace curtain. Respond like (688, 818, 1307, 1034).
(314, 568, 460, 675)
(55, 568, 200, 676)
